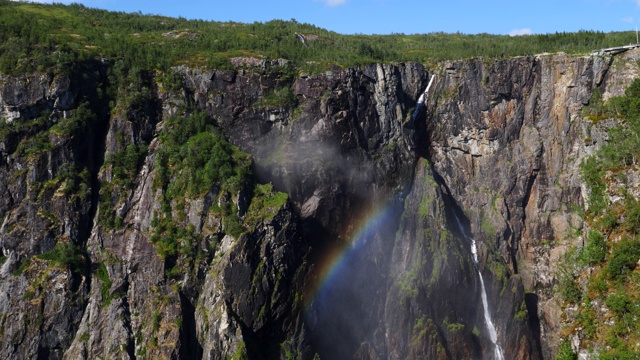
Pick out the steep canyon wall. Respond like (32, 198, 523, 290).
(0, 50, 638, 359)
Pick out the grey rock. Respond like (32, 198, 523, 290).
(0, 50, 636, 360)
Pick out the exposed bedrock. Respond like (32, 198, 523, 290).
(1, 49, 638, 358)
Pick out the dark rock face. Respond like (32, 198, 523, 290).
(0, 50, 634, 359)
(174, 62, 428, 359)
(0, 67, 99, 360)
(176, 62, 424, 235)
(423, 52, 640, 358)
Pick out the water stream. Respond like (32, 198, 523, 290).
(414, 75, 504, 359)
(454, 214, 505, 360)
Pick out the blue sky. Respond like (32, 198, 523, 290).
(18, 0, 640, 36)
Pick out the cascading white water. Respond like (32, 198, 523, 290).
(419, 74, 436, 106)
(454, 214, 505, 360)
(0, 215, 15, 276)
(413, 75, 504, 359)
(410, 74, 435, 128)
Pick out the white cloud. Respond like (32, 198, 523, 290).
(317, 0, 347, 6)
(509, 28, 533, 36)
(623, 16, 635, 23)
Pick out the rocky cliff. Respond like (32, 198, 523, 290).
(0, 49, 638, 359)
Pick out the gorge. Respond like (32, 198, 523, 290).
(1, 21, 640, 359)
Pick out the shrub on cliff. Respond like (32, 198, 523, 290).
(38, 242, 86, 275)
(571, 78, 640, 357)
(156, 112, 251, 199)
(605, 237, 640, 281)
(580, 230, 606, 265)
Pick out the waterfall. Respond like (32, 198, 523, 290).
(419, 74, 436, 106)
(454, 213, 505, 360)
(408, 74, 435, 129)
(412, 74, 504, 358)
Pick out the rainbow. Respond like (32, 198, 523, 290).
(304, 77, 431, 311)
(303, 201, 395, 310)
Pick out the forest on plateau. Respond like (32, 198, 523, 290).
(0, 0, 638, 74)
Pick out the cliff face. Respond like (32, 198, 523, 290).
(0, 62, 308, 359)
(426, 51, 639, 358)
(427, 55, 606, 359)
(168, 62, 426, 359)
(175, 62, 423, 232)
(0, 50, 636, 359)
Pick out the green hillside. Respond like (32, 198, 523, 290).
(0, 0, 637, 74)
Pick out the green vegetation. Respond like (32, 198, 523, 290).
(397, 262, 420, 300)
(151, 310, 162, 332)
(472, 326, 480, 337)
(33, 162, 91, 205)
(37, 242, 86, 274)
(12, 258, 30, 276)
(14, 127, 53, 156)
(154, 111, 250, 197)
(151, 110, 251, 264)
(56, 163, 91, 201)
(514, 301, 528, 321)
(96, 66, 155, 229)
(229, 342, 248, 360)
(253, 85, 298, 109)
(556, 341, 578, 360)
(605, 236, 640, 281)
(150, 109, 289, 279)
(1, 0, 639, 75)
(106, 144, 147, 189)
(582, 81, 640, 186)
(78, 332, 90, 342)
(149, 218, 199, 261)
(51, 101, 98, 138)
(5, 1, 640, 356)
(558, 273, 582, 304)
(243, 183, 288, 229)
(480, 214, 497, 239)
(418, 168, 436, 218)
(443, 319, 464, 332)
(97, 141, 148, 229)
(581, 230, 607, 265)
(93, 261, 123, 306)
(556, 79, 640, 357)
(410, 316, 445, 358)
